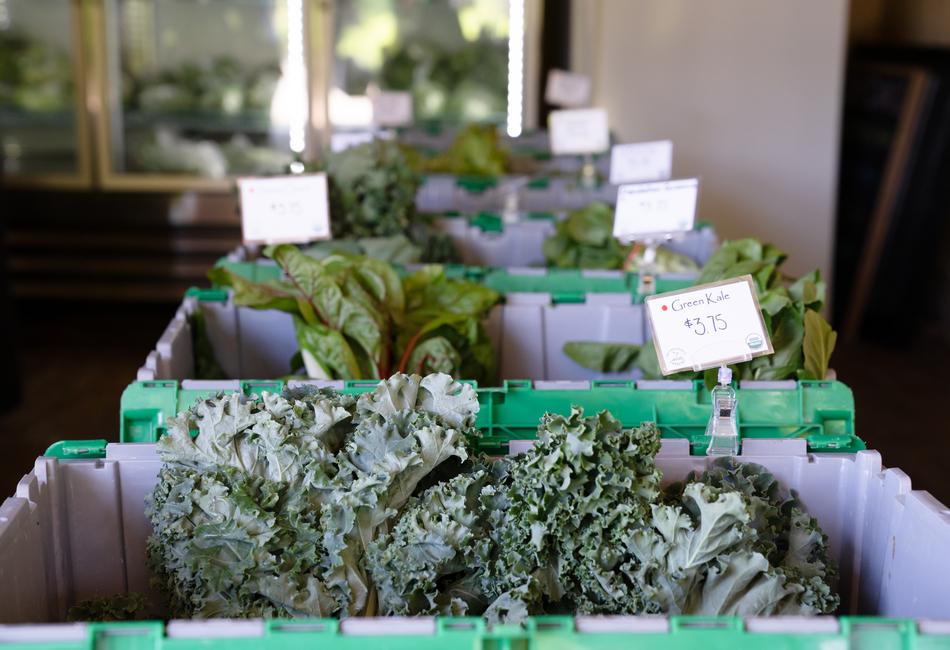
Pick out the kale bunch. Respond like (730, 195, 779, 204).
(147, 373, 480, 617)
(147, 376, 838, 622)
(565, 238, 837, 385)
(326, 140, 422, 239)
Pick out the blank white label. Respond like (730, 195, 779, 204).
(330, 131, 375, 152)
(645, 276, 774, 375)
(613, 178, 699, 239)
(549, 108, 609, 156)
(609, 140, 673, 185)
(545, 69, 592, 107)
(371, 91, 413, 127)
(239, 174, 331, 245)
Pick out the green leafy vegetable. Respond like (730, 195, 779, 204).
(0, 31, 73, 113)
(190, 309, 227, 380)
(326, 140, 423, 239)
(543, 203, 699, 272)
(209, 246, 498, 383)
(67, 593, 147, 622)
(563, 341, 640, 373)
(147, 373, 480, 618)
(564, 238, 836, 383)
(422, 124, 509, 177)
(801, 309, 837, 381)
(148, 376, 838, 622)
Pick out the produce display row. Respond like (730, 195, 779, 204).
(2, 123, 950, 646)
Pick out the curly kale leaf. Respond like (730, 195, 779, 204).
(327, 140, 421, 239)
(67, 593, 147, 622)
(147, 373, 479, 618)
(627, 458, 840, 616)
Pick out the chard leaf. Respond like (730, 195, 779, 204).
(800, 310, 836, 380)
(563, 341, 640, 373)
(207, 267, 298, 313)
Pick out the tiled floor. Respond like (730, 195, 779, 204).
(1, 301, 948, 505)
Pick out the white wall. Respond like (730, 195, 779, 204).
(573, 0, 849, 279)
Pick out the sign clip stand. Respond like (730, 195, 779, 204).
(635, 238, 661, 296)
(502, 178, 528, 224)
(580, 153, 597, 189)
(705, 365, 739, 456)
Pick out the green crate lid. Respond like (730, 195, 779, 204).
(456, 176, 499, 193)
(118, 379, 861, 456)
(3, 617, 941, 649)
(480, 269, 695, 303)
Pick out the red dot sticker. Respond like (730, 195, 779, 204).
(661, 304, 668, 311)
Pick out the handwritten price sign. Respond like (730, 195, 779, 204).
(645, 275, 773, 375)
(239, 174, 331, 245)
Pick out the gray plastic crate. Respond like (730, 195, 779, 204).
(138, 290, 651, 384)
(3, 440, 950, 624)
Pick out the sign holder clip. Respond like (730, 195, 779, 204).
(580, 153, 598, 189)
(705, 365, 739, 456)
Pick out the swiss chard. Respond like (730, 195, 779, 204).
(210, 247, 498, 383)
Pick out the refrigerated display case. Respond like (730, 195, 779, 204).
(89, 0, 310, 190)
(328, 0, 539, 139)
(0, 0, 92, 188)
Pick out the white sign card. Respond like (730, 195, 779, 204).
(613, 178, 699, 240)
(609, 140, 673, 185)
(545, 69, 592, 107)
(548, 108, 609, 156)
(330, 131, 375, 153)
(645, 275, 774, 375)
(371, 91, 413, 127)
(239, 174, 331, 245)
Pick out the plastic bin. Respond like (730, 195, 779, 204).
(137, 276, 703, 386)
(4, 424, 950, 633)
(433, 213, 718, 268)
(218, 218, 717, 278)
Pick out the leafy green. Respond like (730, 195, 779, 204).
(801, 309, 837, 381)
(543, 203, 699, 272)
(564, 239, 836, 383)
(148, 378, 838, 622)
(422, 124, 509, 177)
(0, 31, 73, 112)
(326, 140, 422, 239)
(563, 341, 640, 373)
(147, 373, 479, 618)
(302, 234, 423, 265)
(126, 57, 278, 115)
(67, 593, 147, 622)
(211, 246, 498, 383)
(366, 406, 838, 622)
(190, 310, 227, 380)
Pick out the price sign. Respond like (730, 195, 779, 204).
(239, 174, 331, 245)
(645, 276, 773, 375)
(613, 178, 699, 240)
(371, 90, 413, 127)
(545, 69, 592, 107)
(549, 108, 609, 156)
(609, 140, 673, 185)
